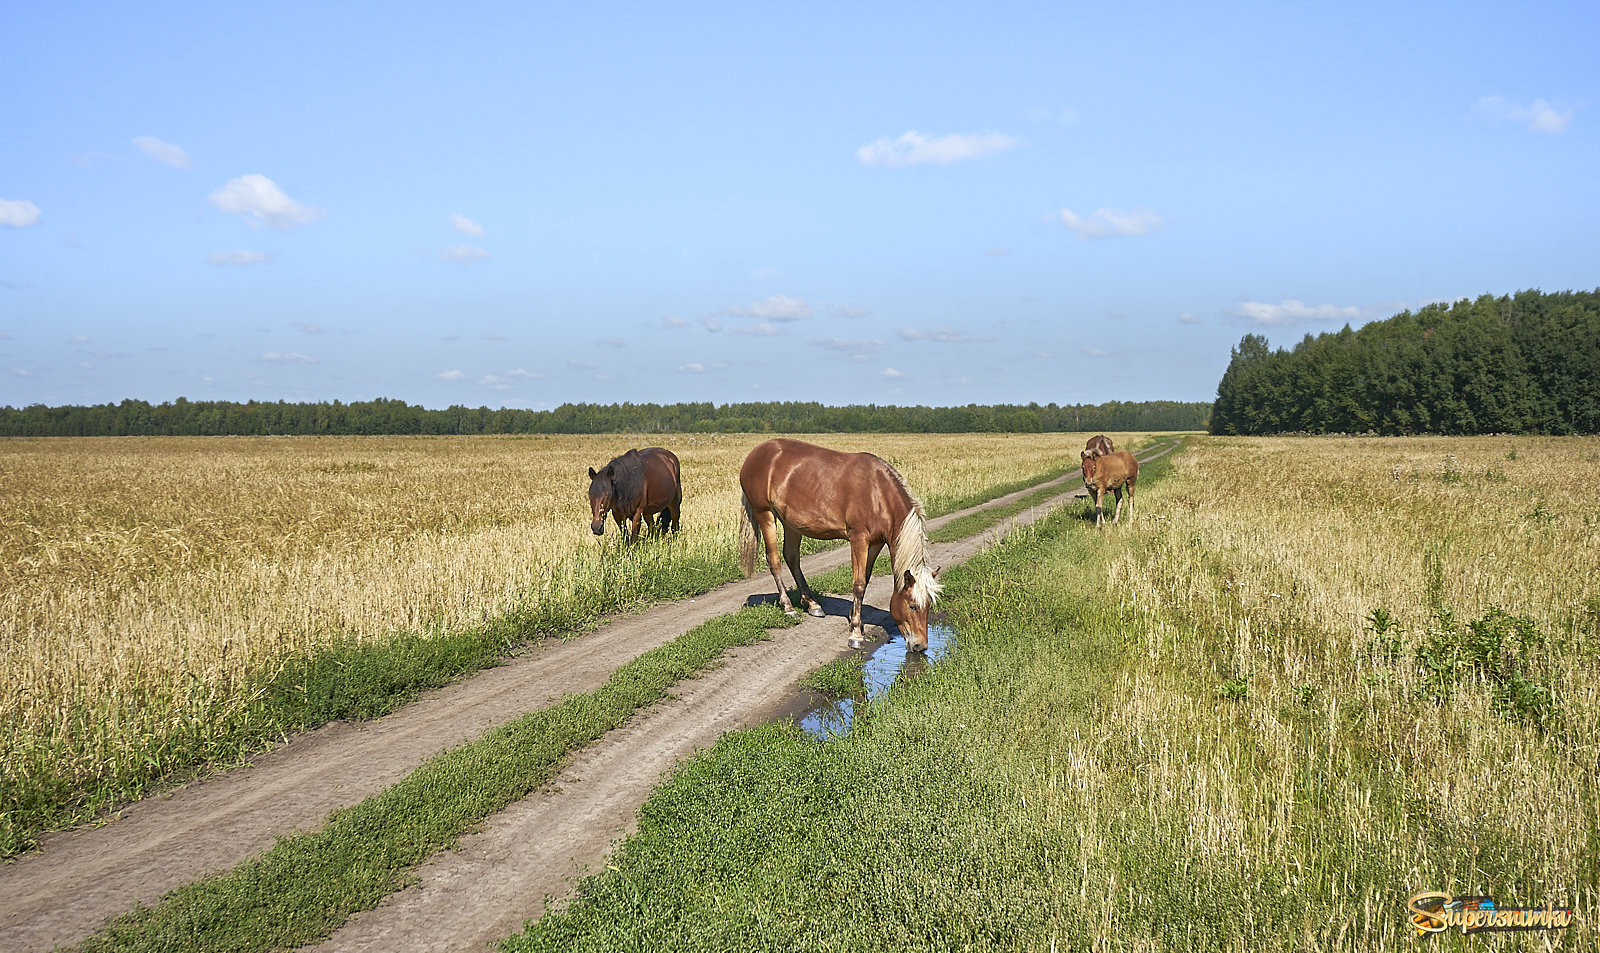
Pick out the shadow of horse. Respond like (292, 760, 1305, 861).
(743, 591, 904, 643)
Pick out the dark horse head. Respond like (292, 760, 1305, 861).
(587, 462, 622, 535)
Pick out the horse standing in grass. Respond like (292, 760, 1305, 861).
(1082, 434, 1115, 463)
(738, 438, 941, 651)
(587, 447, 682, 542)
(1082, 450, 1138, 526)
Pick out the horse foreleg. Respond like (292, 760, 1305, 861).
(628, 509, 644, 542)
(784, 526, 825, 618)
(1112, 486, 1124, 524)
(847, 538, 882, 648)
(1094, 488, 1105, 526)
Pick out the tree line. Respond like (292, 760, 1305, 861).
(0, 397, 1211, 437)
(1211, 289, 1600, 435)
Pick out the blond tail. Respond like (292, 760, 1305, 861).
(738, 491, 759, 577)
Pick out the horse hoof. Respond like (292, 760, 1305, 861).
(848, 636, 866, 650)
(807, 604, 826, 618)
(784, 608, 801, 619)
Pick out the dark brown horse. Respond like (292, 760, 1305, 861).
(1082, 434, 1115, 463)
(1082, 449, 1137, 526)
(587, 447, 682, 541)
(738, 438, 941, 651)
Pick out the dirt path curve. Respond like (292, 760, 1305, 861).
(1, 443, 1177, 953)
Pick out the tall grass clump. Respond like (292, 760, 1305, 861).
(2, 432, 1128, 855)
(502, 437, 1598, 952)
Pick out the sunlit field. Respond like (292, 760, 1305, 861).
(0, 431, 1120, 852)
(505, 435, 1599, 951)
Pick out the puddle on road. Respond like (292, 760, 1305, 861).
(800, 624, 955, 740)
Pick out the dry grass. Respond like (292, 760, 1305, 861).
(0, 431, 1112, 846)
(1078, 435, 1600, 947)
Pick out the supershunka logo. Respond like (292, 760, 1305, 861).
(1408, 892, 1575, 936)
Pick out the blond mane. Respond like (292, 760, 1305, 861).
(877, 457, 942, 608)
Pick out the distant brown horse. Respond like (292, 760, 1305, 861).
(1082, 434, 1115, 463)
(738, 438, 941, 651)
(587, 447, 682, 541)
(1082, 450, 1138, 526)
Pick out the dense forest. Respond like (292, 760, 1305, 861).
(1212, 289, 1600, 435)
(0, 397, 1210, 437)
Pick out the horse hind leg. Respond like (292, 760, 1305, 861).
(784, 525, 825, 618)
(754, 510, 798, 616)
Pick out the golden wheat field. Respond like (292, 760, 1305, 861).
(1086, 435, 1600, 945)
(0, 431, 1112, 830)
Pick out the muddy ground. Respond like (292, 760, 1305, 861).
(1, 448, 1170, 953)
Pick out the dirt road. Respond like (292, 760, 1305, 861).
(1, 445, 1173, 953)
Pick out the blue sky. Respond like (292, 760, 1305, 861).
(3, 1, 1595, 410)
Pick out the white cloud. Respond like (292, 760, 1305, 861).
(661, 315, 692, 328)
(0, 199, 42, 227)
(69, 150, 121, 168)
(1178, 311, 1202, 324)
(504, 368, 544, 379)
(701, 315, 722, 333)
(450, 213, 484, 236)
(898, 326, 995, 343)
(1056, 207, 1166, 240)
(881, 367, 904, 379)
(292, 321, 324, 334)
(1026, 105, 1080, 126)
(678, 361, 728, 374)
(857, 131, 1019, 168)
(207, 250, 271, 267)
(262, 351, 318, 364)
(811, 337, 885, 355)
(1473, 96, 1574, 133)
(208, 175, 324, 229)
(727, 294, 812, 321)
(132, 136, 192, 169)
(1082, 347, 1110, 358)
(434, 369, 467, 381)
(1229, 299, 1361, 327)
(439, 245, 490, 263)
(728, 322, 785, 337)
(567, 358, 599, 370)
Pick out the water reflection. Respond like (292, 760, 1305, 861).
(800, 624, 955, 740)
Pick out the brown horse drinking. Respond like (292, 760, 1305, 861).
(587, 447, 682, 541)
(738, 438, 941, 651)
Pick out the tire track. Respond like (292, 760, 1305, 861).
(0, 443, 1178, 953)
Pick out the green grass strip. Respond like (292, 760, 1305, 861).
(69, 603, 798, 953)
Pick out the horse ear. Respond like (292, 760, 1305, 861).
(932, 565, 942, 578)
(588, 467, 597, 479)
(903, 569, 915, 589)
